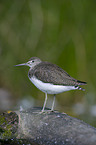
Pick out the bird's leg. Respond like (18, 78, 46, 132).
(41, 93, 47, 112)
(51, 94, 56, 111)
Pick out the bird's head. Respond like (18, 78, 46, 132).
(15, 57, 42, 68)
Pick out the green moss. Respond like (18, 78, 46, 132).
(2, 125, 12, 139)
(0, 115, 12, 139)
(0, 115, 7, 124)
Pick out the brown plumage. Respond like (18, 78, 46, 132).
(28, 61, 86, 86)
(15, 57, 87, 112)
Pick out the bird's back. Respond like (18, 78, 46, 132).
(28, 62, 86, 86)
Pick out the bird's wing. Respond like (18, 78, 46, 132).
(33, 62, 86, 86)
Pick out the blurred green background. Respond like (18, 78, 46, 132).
(0, 0, 96, 127)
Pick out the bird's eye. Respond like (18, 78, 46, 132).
(32, 60, 34, 63)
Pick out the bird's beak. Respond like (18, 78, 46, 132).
(14, 63, 27, 67)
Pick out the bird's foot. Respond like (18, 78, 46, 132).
(38, 109, 58, 114)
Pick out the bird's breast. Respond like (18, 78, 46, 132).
(28, 69, 34, 78)
(28, 76, 77, 94)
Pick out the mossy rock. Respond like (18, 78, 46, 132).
(0, 111, 18, 139)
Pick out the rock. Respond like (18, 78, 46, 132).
(0, 107, 96, 145)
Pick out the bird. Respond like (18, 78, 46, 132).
(15, 57, 87, 112)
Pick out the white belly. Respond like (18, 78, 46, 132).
(29, 77, 77, 94)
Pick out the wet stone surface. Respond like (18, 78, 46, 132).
(17, 107, 96, 145)
(0, 108, 96, 145)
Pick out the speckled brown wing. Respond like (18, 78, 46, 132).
(30, 62, 86, 86)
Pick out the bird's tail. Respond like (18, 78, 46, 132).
(75, 86, 85, 91)
(77, 80, 87, 85)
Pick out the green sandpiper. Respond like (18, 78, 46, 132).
(15, 57, 87, 112)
